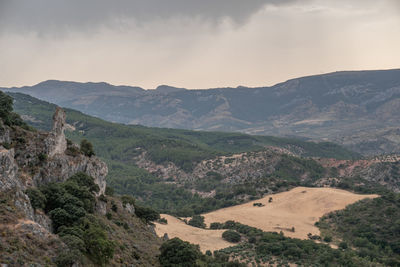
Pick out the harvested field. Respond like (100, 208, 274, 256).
(154, 214, 233, 252)
(155, 187, 377, 251)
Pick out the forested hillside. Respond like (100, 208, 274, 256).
(8, 92, 366, 215)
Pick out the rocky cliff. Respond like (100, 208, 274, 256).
(0, 107, 111, 265)
(1, 109, 107, 221)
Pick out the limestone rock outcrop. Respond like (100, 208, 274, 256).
(0, 120, 10, 144)
(35, 107, 108, 195)
(35, 153, 108, 196)
(1, 106, 108, 232)
(46, 107, 67, 157)
(0, 147, 20, 191)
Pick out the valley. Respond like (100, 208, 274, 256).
(1, 87, 399, 266)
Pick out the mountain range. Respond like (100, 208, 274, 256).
(3, 69, 400, 155)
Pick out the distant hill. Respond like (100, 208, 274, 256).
(4, 69, 400, 155)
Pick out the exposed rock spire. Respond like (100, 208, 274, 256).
(46, 107, 67, 157)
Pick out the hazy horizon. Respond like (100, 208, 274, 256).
(2, 67, 400, 90)
(1, 0, 400, 89)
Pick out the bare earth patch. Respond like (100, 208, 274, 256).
(155, 187, 377, 252)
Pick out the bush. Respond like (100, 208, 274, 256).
(69, 172, 100, 194)
(105, 186, 114, 196)
(188, 215, 206, 228)
(38, 153, 48, 162)
(34, 173, 116, 265)
(0, 91, 27, 127)
(98, 194, 107, 203)
(158, 218, 168, 224)
(83, 225, 115, 265)
(135, 205, 160, 222)
(121, 195, 135, 206)
(210, 222, 224, 229)
(222, 230, 241, 243)
(159, 238, 201, 267)
(111, 201, 118, 212)
(339, 241, 348, 250)
(54, 249, 82, 267)
(26, 187, 46, 210)
(80, 139, 95, 157)
(323, 235, 332, 242)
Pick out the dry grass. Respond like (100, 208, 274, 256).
(155, 187, 377, 251)
(154, 214, 233, 252)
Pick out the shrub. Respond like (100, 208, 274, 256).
(105, 186, 114, 196)
(80, 139, 95, 157)
(83, 225, 115, 265)
(158, 218, 168, 224)
(111, 201, 118, 212)
(68, 172, 100, 194)
(38, 153, 48, 162)
(188, 215, 206, 228)
(135, 205, 160, 222)
(323, 235, 332, 242)
(210, 222, 224, 229)
(60, 235, 85, 251)
(339, 242, 348, 250)
(121, 195, 135, 206)
(26, 188, 46, 210)
(98, 194, 107, 203)
(222, 230, 241, 243)
(0, 91, 27, 127)
(159, 238, 201, 267)
(54, 249, 82, 267)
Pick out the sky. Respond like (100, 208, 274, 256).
(0, 0, 399, 89)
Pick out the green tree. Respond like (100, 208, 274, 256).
(83, 226, 115, 266)
(26, 188, 46, 210)
(135, 205, 160, 222)
(0, 91, 13, 124)
(188, 215, 206, 228)
(80, 139, 95, 157)
(159, 238, 201, 267)
(222, 230, 241, 243)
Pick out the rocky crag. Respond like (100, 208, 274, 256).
(0, 107, 161, 266)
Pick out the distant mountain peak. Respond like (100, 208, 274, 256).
(155, 85, 187, 93)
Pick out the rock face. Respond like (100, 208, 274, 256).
(0, 120, 10, 144)
(35, 107, 107, 195)
(0, 147, 20, 191)
(46, 107, 67, 157)
(35, 154, 108, 196)
(0, 147, 35, 222)
(1, 107, 108, 231)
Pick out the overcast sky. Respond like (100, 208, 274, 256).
(0, 0, 399, 89)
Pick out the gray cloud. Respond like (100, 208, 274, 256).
(0, 0, 399, 89)
(0, 0, 298, 35)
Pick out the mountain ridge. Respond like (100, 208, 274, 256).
(3, 68, 400, 155)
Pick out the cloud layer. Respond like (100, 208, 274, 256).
(0, 0, 399, 88)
